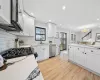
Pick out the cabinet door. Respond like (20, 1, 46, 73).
(56, 46, 59, 55)
(18, 13, 24, 30)
(22, 13, 35, 36)
(48, 23, 53, 37)
(39, 47, 45, 61)
(68, 46, 74, 61)
(74, 47, 86, 66)
(1, 0, 11, 24)
(28, 17, 35, 36)
(18, 0, 24, 30)
(47, 23, 57, 37)
(34, 46, 44, 61)
(86, 48, 100, 73)
(53, 24, 57, 37)
(43, 46, 49, 60)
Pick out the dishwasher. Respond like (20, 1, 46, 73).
(49, 44, 56, 58)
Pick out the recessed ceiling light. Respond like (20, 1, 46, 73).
(62, 5, 66, 10)
(49, 20, 51, 22)
(97, 18, 99, 21)
(31, 13, 34, 16)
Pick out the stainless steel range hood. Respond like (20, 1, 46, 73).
(0, 0, 22, 32)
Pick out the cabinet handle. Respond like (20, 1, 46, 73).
(78, 48, 79, 50)
(91, 50, 93, 52)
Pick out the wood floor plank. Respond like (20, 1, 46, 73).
(38, 56, 100, 80)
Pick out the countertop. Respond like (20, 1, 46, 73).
(69, 44, 100, 49)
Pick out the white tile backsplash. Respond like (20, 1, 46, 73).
(0, 29, 16, 53)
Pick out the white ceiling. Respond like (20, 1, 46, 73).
(23, 0, 100, 30)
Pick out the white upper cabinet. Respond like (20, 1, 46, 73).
(18, 0, 24, 30)
(47, 22, 57, 38)
(0, 0, 11, 24)
(22, 13, 35, 36)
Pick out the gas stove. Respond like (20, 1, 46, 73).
(0, 47, 34, 59)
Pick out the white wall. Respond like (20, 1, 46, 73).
(75, 27, 100, 43)
(0, 29, 16, 53)
(92, 28, 100, 42)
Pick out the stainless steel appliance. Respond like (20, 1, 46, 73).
(49, 44, 56, 58)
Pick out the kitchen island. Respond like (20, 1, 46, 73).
(68, 44, 100, 76)
(0, 55, 44, 80)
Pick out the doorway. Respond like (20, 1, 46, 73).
(60, 32, 67, 51)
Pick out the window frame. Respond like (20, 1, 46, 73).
(60, 32, 67, 51)
(35, 27, 46, 41)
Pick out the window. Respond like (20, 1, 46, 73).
(60, 32, 67, 51)
(35, 27, 46, 41)
(71, 34, 74, 41)
(71, 34, 76, 42)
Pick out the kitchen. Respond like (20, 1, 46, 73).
(0, 0, 100, 80)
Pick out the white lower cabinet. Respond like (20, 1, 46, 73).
(68, 46, 74, 61)
(68, 45, 100, 74)
(85, 48, 100, 73)
(74, 47, 86, 66)
(34, 45, 49, 61)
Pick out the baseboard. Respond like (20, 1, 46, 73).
(69, 59, 100, 76)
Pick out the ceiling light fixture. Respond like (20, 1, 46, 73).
(31, 13, 34, 16)
(97, 18, 99, 21)
(62, 5, 66, 10)
(81, 28, 89, 33)
(49, 20, 51, 22)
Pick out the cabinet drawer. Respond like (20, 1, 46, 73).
(85, 48, 100, 55)
(75, 47, 84, 52)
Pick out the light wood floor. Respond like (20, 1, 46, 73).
(38, 56, 100, 80)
